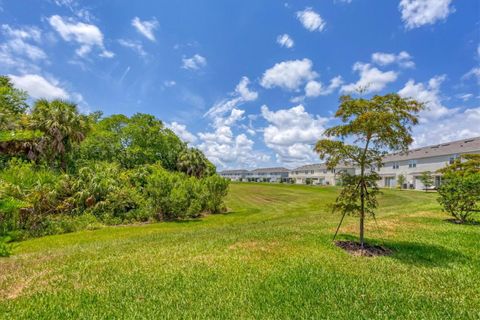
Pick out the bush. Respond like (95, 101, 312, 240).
(202, 175, 229, 214)
(0, 158, 230, 241)
(437, 173, 480, 223)
(0, 235, 13, 257)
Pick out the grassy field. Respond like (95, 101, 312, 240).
(1, 183, 479, 319)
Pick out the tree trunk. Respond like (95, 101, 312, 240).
(360, 183, 365, 249)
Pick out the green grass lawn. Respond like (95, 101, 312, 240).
(1, 183, 479, 319)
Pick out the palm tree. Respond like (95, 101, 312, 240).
(177, 148, 213, 178)
(30, 99, 89, 171)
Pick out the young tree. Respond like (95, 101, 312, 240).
(315, 94, 423, 249)
(397, 174, 406, 189)
(437, 154, 480, 223)
(419, 171, 434, 192)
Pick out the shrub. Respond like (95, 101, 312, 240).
(0, 235, 13, 257)
(202, 175, 229, 214)
(437, 154, 480, 223)
(437, 173, 480, 223)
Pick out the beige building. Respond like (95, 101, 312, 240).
(289, 163, 355, 185)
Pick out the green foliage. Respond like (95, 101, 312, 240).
(332, 172, 380, 218)
(202, 174, 229, 214)
(397, 174, 406, 189)
(177, 147, 216, 178)
(77, 113, 186, 170)
(437, 154, 480, 223)
(0, 75, 28, 130)
(30, 99, 90, 171)
(0, 235, 13, 257)
(0, 75, 229, 248)
(315, 93, 423, 247)
(419, 171, 434, 192)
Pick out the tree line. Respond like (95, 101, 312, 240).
(0, 75, 228, 256)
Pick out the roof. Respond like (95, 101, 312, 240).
(219, 169, 249, 174)
(383, 136, 480, 162)
(251, 167, 290, 173)
(292, 162, 353, 171)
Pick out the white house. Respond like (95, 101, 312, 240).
(219, 136, 480, 190)
(289, 163, 355, 185)
(219, 167, 289, 182)
(372, 136, 480, 190)
(218, 169, 249, 181)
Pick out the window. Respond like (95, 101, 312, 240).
(408, 160, 417, 168)
(449, 154, 459, 164)
(310, 170, 314, 174)
(393, 162, 399, 169)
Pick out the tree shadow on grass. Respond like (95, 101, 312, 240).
(336, 234, 467, 268)
(383, 239, 468, 268)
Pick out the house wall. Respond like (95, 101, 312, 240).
(367, 152, 475, 190)
(289, 168, 355, 186)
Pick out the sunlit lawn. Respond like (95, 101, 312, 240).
(1, 183, 479, 319)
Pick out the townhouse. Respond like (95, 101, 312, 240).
(219, 167, 289, 183)
(289, 163, 355, 185)
(219, 136, 480, 190)
(374, 136, 480, 189)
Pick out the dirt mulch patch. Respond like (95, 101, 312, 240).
(335, 240, 393, 257)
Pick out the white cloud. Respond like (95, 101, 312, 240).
(412, 107, 480, 148)
(168, 122, 197, 144)
(235, 76, 258, 101)
(456, 93, 473, 102)
(48, 15, 114, 58)
(398, 75, 452, 120)
(131, 17, 159, 42)
(53, 0, 95, 22)
(261, 104, 328, 164)
(181, 54, 207, 70)
(341, 62, 398, 94)
(463, 67, 480, 85)
(199, 78, 266, 168)
(163, 80, 176, 87)
(371, 51, 415, 68)
(118, 39, 146, 57)
(205, 76, 258, 120)
(213, 108, 245, 128)
(198, 126, 269, 168)
(399, 0, 454, 29)
(296, 8, 326, 32)
(261, 58, 317, 91)
(277, 34, 294, 48)
(9, 74, 69, 100)
(305, 76, 343, 97)
(1, 24, 41, 42)
(0, 24, 47, 73)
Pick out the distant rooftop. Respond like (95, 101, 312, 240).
(251, 167, 289, 173)
(384, 136, 480, 162)
(219, 136, 480, 173)
(219, 169, 249, 174)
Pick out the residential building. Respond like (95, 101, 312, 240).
(373, 136, 480, 190)
(218, 136, 480, 190)
(249, 167, 290, 182)
(218, 169, 249, 181)
(218, 167, 289, 182)
(289, 163, 355, 185)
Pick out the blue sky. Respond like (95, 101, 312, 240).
(1, 0, 479, 169)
